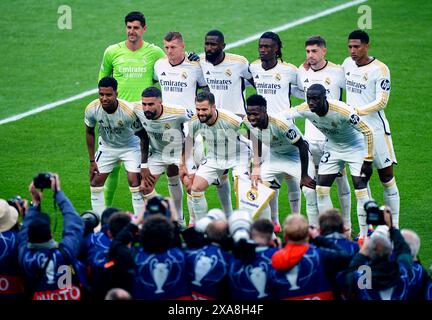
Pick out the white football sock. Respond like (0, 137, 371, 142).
(286, 176, 301, 214)
(269, 189, 280, 223)
(216, 175, 233, 216)
(129, 186, 145, 217)
(302, 186, 319, 227)
(335, 174, 352, 230)
(90, 186, 105, 218)
(191, 191, 207, 220)
(316, 185, 333, 214)
(168, 175, 184, 221)
(355, 188, 369, 238)
(383, 178, 400, 228)
(187, 193, 196, 226)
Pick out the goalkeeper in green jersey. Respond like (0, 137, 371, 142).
(98, 11, 165, 206)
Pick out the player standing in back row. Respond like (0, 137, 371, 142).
(343, 30, 400, 228)
(98, 11, 165, 206)
(297, 35, 352, 232)
(198, 30, 254, 215)
(249, 32, 302, 232)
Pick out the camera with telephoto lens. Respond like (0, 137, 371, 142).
(7, 195, 26, 214)
(364, 200, 386, 225)
(33, 173, 53, 189)
(228, 210, 257, 262)
(81, 210, 100, 236)
(194, 208, 226, 233)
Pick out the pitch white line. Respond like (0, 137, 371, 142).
(225, 0, 367, 50)
(0, 0, 366, 126)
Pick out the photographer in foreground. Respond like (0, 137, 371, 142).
(17, 173, 84, 300)
(271, 215, 352, 300)
(0, 198, 26, 299)
(345, 205, 413, 300)
(228, 218, 278, 300)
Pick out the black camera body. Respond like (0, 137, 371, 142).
(364, 200, 386, 225)
(81, 210, 100, 236)
(33, 173, 53, 189)
(144, 196, 171, 219)
(7, 195, 25, 213)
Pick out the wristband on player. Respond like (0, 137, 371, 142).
(140, 163, 148, 169)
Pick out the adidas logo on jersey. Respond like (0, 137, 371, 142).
(304, 78, 309, 83)
(346, 72, 350, 76)
(255, 75, 259, 79)
(161, 72, 166, 76)
(206, 71, 210, 75)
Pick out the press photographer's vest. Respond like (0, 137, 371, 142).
(272, 247, 334, 300)
(31, 248, 82, 301)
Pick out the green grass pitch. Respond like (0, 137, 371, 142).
(0, 0, 431, 267)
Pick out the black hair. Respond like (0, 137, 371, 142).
(260, 31, 283, 61)
(124, 11, 146, 27)
(141, 86, 162, 98)
(101, 207, 121, 226)
(108, 212, 132, 238)
(206, 29, 225, 43)
(195, 91, 215, 105)
(305, 35, 327, 48)
(308, 83, 327, 96)
(247, 94, 267, 110)
(98, 76, 118, 91)
(251, 219, 274, 236)
(28, 212, 51, 243)
(140, 215, 175, 252)
(348, 29, 369, 44)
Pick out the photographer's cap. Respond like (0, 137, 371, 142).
(28, 212, 52, 243)
(0, 199, 19, 232)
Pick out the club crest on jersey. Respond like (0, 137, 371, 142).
(186, 109, 194, 119)
(225, 69, 232, 77)
(350, 114, 360, 125)
(275, 73, 281, 81)
(363, 73, 368, 81)
(181, 71, 188, 80)
(331, 121, 338, 128)
(165, 123, 171, 129)
(117, 120, 124, 127)
(286, 129, 297, 140)
(246, 189, 258, 201)
(380, 79, 391, 91)
(325, 77, 331, 85)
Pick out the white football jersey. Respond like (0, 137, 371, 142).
(188, 109, 243, 166)
(243, 113, 302, 162)
(84, 98, 142, 148)
(342, 57, 391, 133)
(154, 56, 207, 107)
(200, 53, 252, 115)
(133, 104, 194, 162)
(289, 100, 373, 161)
(297, 61, 345, 141)
(249, 59, 297, 113)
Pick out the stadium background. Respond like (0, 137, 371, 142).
(0, 0, 430, 266)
